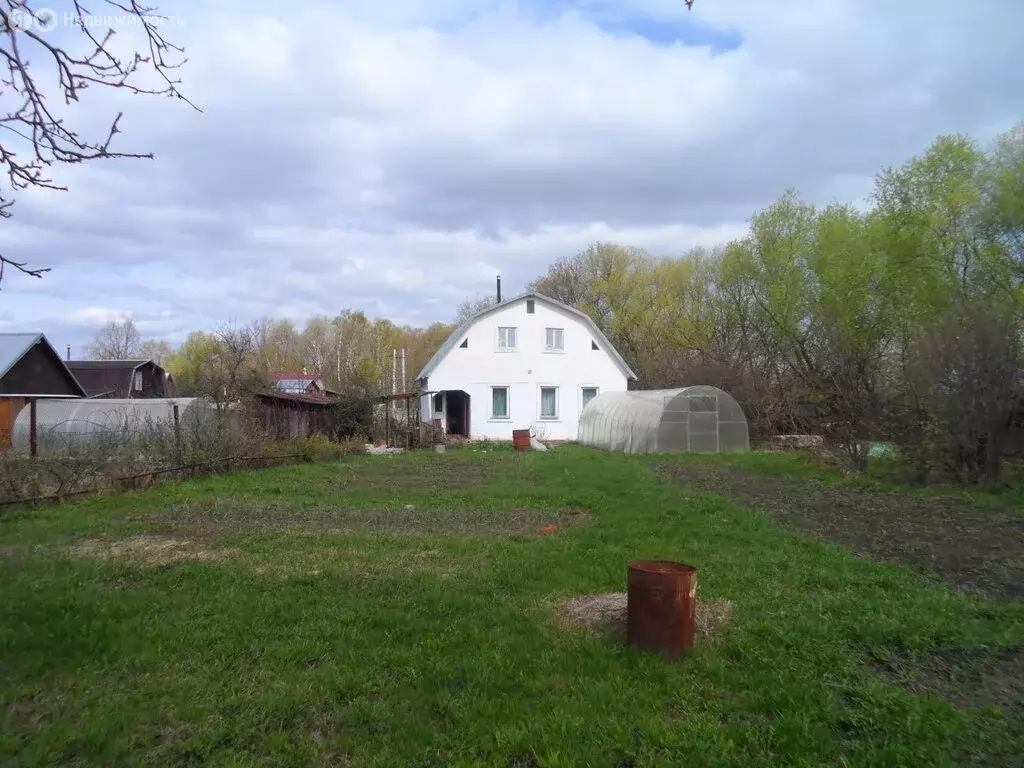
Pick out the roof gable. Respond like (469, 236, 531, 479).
(416, 292, 637, 381)
(65, 359, 164, 397)
(0, 333, 87, 397)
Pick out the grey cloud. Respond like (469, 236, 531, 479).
(2, 0, 1023, 346)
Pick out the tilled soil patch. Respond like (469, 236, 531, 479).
(146, 501, 593, 535)
(64, 534, 236, 565)
(655, 461, 1024, 598)
(871, 646, 1024, 711)
(329, 455, 538, 492)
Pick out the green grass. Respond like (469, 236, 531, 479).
(2, 446, 1022, 766)
(692, 449, 1024, 512)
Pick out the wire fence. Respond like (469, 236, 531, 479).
(0, 396, 367, 509)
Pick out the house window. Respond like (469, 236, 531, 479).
(540, 386, 558, 419)
(544, 328, 564, 352)
(591, 340, 599, 350)
(582, 387, 599, 408)
(432, 393, 443, 412)
(526, 299, 535, 314)
(459, 338, 468, 348)
(498, 326, 517, 350)
(491, 386, 510, 419)
(133, 371, 143, 391)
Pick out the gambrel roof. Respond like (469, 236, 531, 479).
(416, 291, 637, 381)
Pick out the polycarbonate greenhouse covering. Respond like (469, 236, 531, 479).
(576, 386, 750, 454)
(11, 398, 215, 454)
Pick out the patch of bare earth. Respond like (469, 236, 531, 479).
(871, 646, 1024, 711)
(655, 461, 1024, 599)
(331, 454, 537, 492)
(148, 502, 593, 535)
(558, 592, 734, 642)
(248, 547, 483, 581)
(65, 534, 235, 565)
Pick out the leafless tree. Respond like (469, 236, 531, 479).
(0, 1, 196, 286)
(455, 295, 497, 324)
(905, 304, 1022, 486)
(138, 337, 173, 365)
(87, 317, 141, 359)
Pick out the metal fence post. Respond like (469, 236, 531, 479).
(173, 404, 181, 459)
(29, 398, 37, 457)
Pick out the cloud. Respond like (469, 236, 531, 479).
(1, 0, 1022, 354)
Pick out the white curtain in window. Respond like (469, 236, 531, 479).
(541, 387, 557, 418)
(499, 327, 517, 348)
(492, 387, 508, 417)
(582, 387, 598, 407)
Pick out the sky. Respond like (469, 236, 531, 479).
(1, 0, 1022, 355)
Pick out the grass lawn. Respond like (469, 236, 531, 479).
(2, 445, 1022, 766)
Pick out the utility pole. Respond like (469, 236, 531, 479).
(401, 348, 406, 394)
(392, 348, 397, 417)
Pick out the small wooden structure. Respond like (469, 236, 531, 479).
(65, 359, 173, 399)
(256, 391, 339, 440)
(0, 334, 86, 449)
(379, 391, 423, 448)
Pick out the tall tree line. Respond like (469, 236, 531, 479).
(530, 125, 1024, 485)
(93, 123, 1023, 484)
(90, 313, 454, 405)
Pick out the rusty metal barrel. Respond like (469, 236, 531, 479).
(512, 429, 531, 451)
(626, 559, 698, 657)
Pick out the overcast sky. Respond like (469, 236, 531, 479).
(1, 0, 1022, 355)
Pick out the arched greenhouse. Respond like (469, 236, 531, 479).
(11, 398, 217, 454)
(577, 386, 750, 454)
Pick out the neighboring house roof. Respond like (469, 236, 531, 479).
(416, 291, 638, 381)
(0, 333, 88, 397)
(269, 373, 320, 382)
(65, 359, 163, 397)
(0, 334, 48, 380)
(269, 372, 325, 392)
(257, 391, 338, 406)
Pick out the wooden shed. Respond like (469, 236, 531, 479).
(65, 359, 173, 399)
(0, 334, 87, 448)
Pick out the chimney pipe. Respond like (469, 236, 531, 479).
(66, 344, 71, 361)
(496, 274, 502, 303)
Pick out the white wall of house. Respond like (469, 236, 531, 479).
(419, 296, 629, 440)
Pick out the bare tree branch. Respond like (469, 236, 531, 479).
(0, 0, 198, 286)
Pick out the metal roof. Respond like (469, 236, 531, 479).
(269, 372, 320, 382)
(416, 291, 638, 381)
(0, 333, 44, 380)
(65, 360, 150, 370)
(0, 333, 88, 396)
(65, 359, 163, 398)
(257, 391, 338, 406)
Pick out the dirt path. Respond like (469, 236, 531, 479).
(655, 461, 1024, 599)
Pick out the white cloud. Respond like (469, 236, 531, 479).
(0, 0, 1021, 354)
(67, 307, 133, 327)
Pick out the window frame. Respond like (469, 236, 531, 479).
(489, 385, 511, 421)
(544, 327, 565, 353)
(496, 326, 518, 352)
(581, 385, 599, 410)
(538, 384, 560, 421)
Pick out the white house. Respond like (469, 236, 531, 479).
(416, 290, 637, 441)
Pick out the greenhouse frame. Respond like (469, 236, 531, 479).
(11, 398, 216, 454)
(576, 385, 750, 455)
